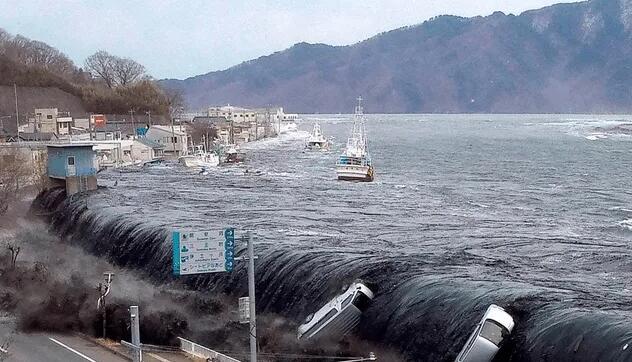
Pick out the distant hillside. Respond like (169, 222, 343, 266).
(161, 0, 632, 113)
(0, 86, 86, 131)
(0, 29, 173, 121)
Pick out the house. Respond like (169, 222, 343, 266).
(34, 108, 58, 134)
(133, 138, 164, 161)
(47, 144, 98, 195)
(56, 117, 73, 135)
(145, 125, 189, 156)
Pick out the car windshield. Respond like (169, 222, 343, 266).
(351, 292, 371, 311)
(480, 320, 507, 346)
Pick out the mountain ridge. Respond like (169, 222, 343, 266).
(161, 0, 632, 113)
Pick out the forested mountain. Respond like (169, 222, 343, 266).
(162, 0, 632, 113)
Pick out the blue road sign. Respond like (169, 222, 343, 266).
(172, 228, 236, 275)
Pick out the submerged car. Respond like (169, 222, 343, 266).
(297, 281, 375, 341)
(455, 304, 515, 362)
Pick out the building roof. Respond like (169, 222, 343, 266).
(19, 132, 58, 141)
(149, 125, 187, 136)
(47, 143, 95, 148)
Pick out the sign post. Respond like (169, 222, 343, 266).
(172, 228, 256, 362)
(130, 306, 142, 362)
(247, 232, 257, 362)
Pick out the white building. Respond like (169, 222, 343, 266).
(145, 125, 189, 156)
(56, 117, 73, 135)
(208, 105, 257, 124)
(67, 139, 163, 169)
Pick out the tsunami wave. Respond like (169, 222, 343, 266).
(32, 188, 632, 361)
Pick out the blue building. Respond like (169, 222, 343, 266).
(47, 144, 98, 195)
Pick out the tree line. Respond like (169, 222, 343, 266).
(0, 28, 179, 116)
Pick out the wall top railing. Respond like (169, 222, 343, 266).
(178, 337, 240, 362)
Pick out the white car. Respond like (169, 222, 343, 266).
(297, 282, 375, 341)
(455, 304, 515, 362)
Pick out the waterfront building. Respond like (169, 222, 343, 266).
(145, 125, 190, 156)
(47, 144, 98, 195)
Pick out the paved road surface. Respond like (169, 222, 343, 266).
(4, 332, 129, 362)
(0, 320, 200, 362)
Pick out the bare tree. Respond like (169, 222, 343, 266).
(0, 28, 10, 54)
(6, 243, 20, 269)
(113, 57, 146, 86)
(85, 50, 117, 88)
(0, 29, 76, 77)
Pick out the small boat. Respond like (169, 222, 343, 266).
(335, 97, 374, 182)
(223, 144, 245, 164)
(179, 145, 220, 168)
(306, 123, 329, 150)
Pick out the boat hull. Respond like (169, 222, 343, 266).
(336, 165, 374, 182)
(179, 155, 219, 168)
(307, 141, 329, 150)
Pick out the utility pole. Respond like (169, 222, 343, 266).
(97, 272, 114, 339)
(129, 110, 136, 139)
(247, 232, 257, 362)
(14, 84, 20, 143)
(170, 108, 176, 156)
(130, 306, 142, 362)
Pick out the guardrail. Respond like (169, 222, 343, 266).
(178, 337, 240, 362)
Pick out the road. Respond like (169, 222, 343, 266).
(3, 332, 129, 362)
(0, 319, 200, 362)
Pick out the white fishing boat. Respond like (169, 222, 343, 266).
(223, 144, 245, 164)
(335, 97, 374, 182)
(179, 145, 220, 168)
(306, 123, 329, 150)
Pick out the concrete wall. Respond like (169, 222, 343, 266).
(65, 175, 97, 195)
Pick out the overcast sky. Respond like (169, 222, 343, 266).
(0, 0, 580, 80)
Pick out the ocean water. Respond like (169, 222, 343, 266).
(39, 114, 632, 361)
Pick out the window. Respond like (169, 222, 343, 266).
(480, 320, 507, 346)
(67, 156, 75, 166)
(47, 115, 53, 119)
(341, 294, 353, 308)
(351, 292, 372, 311)
(172, 137, 178, 143)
